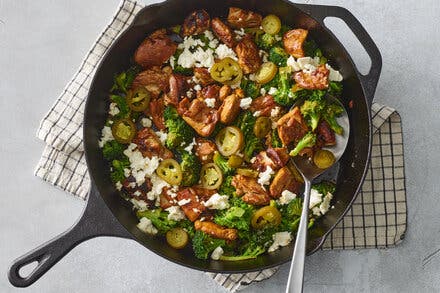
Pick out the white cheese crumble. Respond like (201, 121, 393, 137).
(109, 102, 120, 116)
(211, 246, 224, 260)
(319, 192, 333, 215)
(270, 106, 281, 118)
(215, 44, 238, 60)
(137, 217, 158, 235)
(177, 36, 215, 68)
(287, 56, 343, 81)
(184, 138, 197, 153)
(204, 193, 230, 210)
(194, 84, 202, 91)
(178, 198, 191, 206)
(239, 97, 253, 109)
(260, 88, 267, 95)
(130, 198, 148, 211)
(309, 188, 323, 209)
(165, 206, 186, 221)
(268, 87, 278, 95)
(258, 166, 274, 186)
(169, 55, 175, 69)
(123, 143, 160, 185)
(146, 174, 170, 201)
(278, 190, 297, 205)
(253, 110, 261, 117)
(308, 188, 333, 216)
(326, 64, 343, 81)
(204, 98, 216, 108)
(141, 117, 152, 128)
(268, 232, 292, 252)
(98, 126, 114, 148)
(115, 181, 123, 191)
(155, 130, 168, 144)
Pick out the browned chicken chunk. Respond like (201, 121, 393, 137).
(176, 188, 206, 222)
(227, 7, 262, 28)
(250, 95, 277, 117)
(182, 10, 210, 36)
(196, 84, 221, 107)
(194, 138, 217, 163)
(232, 175, 270, 206)
(148, 97, 166, 130)
(293, 64, 329, 90)
(211, 17, 235, 47)
(234, 35, 262, 74)
(132, 66, 171, 98)
(165, 74, 190, 107)
(252, 147, 290, 172)
(219, 85, 232, 102)
(218, 93, 241, 124)
(159, 187, 176, 209)
(194, 67, 215, 86)
(122, 177, 153, 204)
(276, 107, 309, 146)
(132, 128, 173, 159)
(134, 29, 177, 68)
(194, 220, 238, 240)
(283, 29, 308, 58)
(178, 97, 219, 137)
(316, 120, 336, 146)
(269, 167, 302, 198)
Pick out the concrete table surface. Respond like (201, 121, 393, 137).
(1, 0, 439, 292)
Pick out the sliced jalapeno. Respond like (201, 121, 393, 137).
(255, 62, 277, 84)
(215, 126, 244, 156)
(253, 116, 272, 138)
(166, 228, 189, 249)
(200, 163, 223, 190)
(251, 206, 282, 229)
(313, 149, 335, 169)
(127, 87, 151, 112)
(261, 15, 282, 35)
(210, 57, 243, 85)
(227, 155, 244, 168)
(236, 168, 259, 178)
(156, 159, 183, 185)
(111, 118, 136, 144)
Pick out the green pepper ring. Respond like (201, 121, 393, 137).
(111, 118, 137, 144)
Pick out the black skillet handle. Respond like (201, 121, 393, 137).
(8, 184, 132, 287)
(296, 4, 382, 106)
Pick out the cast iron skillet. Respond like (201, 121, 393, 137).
(8, 0, 381, 287)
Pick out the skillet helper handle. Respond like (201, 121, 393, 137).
(296, 4, 382, 106)
(8, 184, 131, 287)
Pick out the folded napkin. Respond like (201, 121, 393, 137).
(35, 1, 407, 291)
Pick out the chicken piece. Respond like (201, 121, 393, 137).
(148, 97, 166, 130)
(159, 187, 176, 209)
(194, 67, 215, 86)
(250, 95, 277, 117)
(234, 35, 262, 74)
(176, 188, 206, 222)
(227, 7, 262, 28)
(178, 97, 219, 137)
(196, 84, 221, 107)
(283, 29, 308, 58)
(293, 64, 330, 90)
(165, 74, 189, 107)
(194, 138, 217, 163)
(316, 120, 336, 146)
(194, 220, 238, 241)
(134, 29, 177, 68)
(269, 167, 302, 198)
(219, 85, 232, 102)
(132, 127, 173, 159)
(211, 17, 235, 48)
(182, 9, 210, 36)
(122, 177, 153, 204)
(192, 186, 217, 202)
(218, 93, 241, 124)
(232, 175, 270, 206)
(277, 107, 309, 146)
(132, 66, 171, 98)
(252, 147, 290, 172)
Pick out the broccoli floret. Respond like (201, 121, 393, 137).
(269, 47, 289, 67)
(323, 103, 344, 135)
(290, 88, 327, 102)
(163, 106, 194, 149)
(289, 132, 317, 157)
(219, 175, 235, 196)
(241, 78, 260, 99)
(192, 231, 226, 260)
(233, 227, 277, 259)
(328, 81, 343, 97)
(312, 181, 336, 195)
(279, 25, 292, 37)
(303, 39, 319, 57)
(111, 66, 140, 93)
(179, 150, 201, 187)
(256, 33, 277, 50)
(270, 130, 283, 148)
(214, 197, 255, 231)
(273, 67, 295, 106)
(235, 111, 263, 160)
(300, 100, 325, 131)
(110, 94, 130, 119)
(136, 209, 178, 234)
(219, 246, 266, 261)
(102, 140, 125, 161)
(213, 152, 234, 176)
(110, 158, 130, 183)
(178, 219, 195, 238)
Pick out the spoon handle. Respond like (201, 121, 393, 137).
(286, 178, 312, 293)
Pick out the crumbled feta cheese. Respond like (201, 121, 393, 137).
(115, 181, 123, 191)
(270, 106, 280, 118)
(141, 117, 152, 128)
(133, 190, 141, 197)
(303, 63, 317, 73)
(204, 30, 215, 40)
(178, 198, 191, 206)
(287, 56, 301, 72)
(274, 34, 282, 42)
(155, 130, 168, 144)
(297, 57, 314, 68)
(167, 188, 178, 198)
(326, 64, 343, 81)
(146, 174, 170, 201)
(98, 126, 114, 148)
(137, 217, 158, 235)
(186, 90, 194, 98)
(205, 98, 216, 108)
(234, 28, 246, 36)
(184, 138, 197, 153)
(260, 88, 267, 95)
(278, 190, 297, 205)
(250, 157, 257, 164)
(268, 87, 278, 95)
(109, 102, 120, 116)
(239, 97, 253, 109)
(309, 188, 323, 209)
(319, 192, 333, 215)
(258, 166, 274, 186)
(259, 50, 269, 62)
(177, 36, 215, 68)
(211, 246, 224, 260)
(169, 55, 175, 69)
(215, 44, 238, 60)
(131, 198, 148, 211)
(268, 232, 292, 252)
(128, 182, 136, 188)
(253, 110, 261, 117)
(194, 84, 202, 91)
(248, 73, 257, 81)
(204, 193, 230, 210)
(165, 206, 186, 221)
(123, 143, 160, 185)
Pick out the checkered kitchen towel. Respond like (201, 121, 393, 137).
(34, 0, 407, 291)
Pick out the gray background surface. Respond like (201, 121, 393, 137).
(0, 0, 439, 292)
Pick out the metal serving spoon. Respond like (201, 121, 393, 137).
(286, 95, 350, 293)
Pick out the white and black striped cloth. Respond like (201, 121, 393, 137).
(35, 1, 407, 291)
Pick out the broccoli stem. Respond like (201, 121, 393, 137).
(289, 133, 317, 157)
